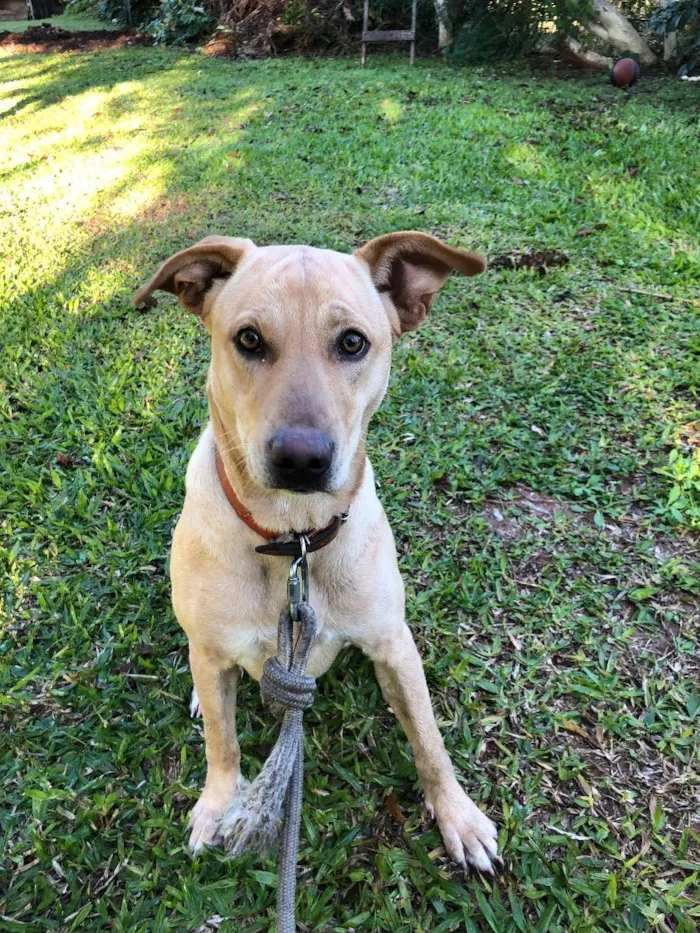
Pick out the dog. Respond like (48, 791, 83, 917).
(134, 231, 500, 873)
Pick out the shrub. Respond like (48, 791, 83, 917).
(649, 0, 700, 74)
(447, 0, 594, 63)
(147, 0, 212, 44)
(64, 0, 99, 15)
(205, 0, 359, 58)
(94, 0, 157, 26)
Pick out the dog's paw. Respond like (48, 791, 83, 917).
(188, 780, 239, 853)
(189, 688, 201, 719)
(427, 782, 500, 874)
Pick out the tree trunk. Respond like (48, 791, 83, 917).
(586, 0, 657, 63)
(558, 0, 657, 69)
(661, 0, 677, 60)
(557, 35, 612, 69)
(433, 0, 452, 48)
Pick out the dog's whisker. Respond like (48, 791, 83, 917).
(218, 445, 250, 473)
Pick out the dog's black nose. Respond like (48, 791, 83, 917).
(268, 427, 334, 492)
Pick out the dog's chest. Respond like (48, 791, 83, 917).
(214, 579, 347, 681)
(224, 624, 345, 682)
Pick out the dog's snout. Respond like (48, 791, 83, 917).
(268, 427, 334, 492)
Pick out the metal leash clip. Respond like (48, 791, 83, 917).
(287, 534, 310, 622)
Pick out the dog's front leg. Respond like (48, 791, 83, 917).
(364, 624, 499, 873)
(187, 645, 241, 852)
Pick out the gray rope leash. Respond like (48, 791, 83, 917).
(217, 593, 317, 933)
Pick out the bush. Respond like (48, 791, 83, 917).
(448, 0, 593, 63)
(93, 0, 156, 26)
(147, 0, 212, 44)
(204, 0, 360, 58)
(64, 0, 99, 15)
(649, 0, 700, 73)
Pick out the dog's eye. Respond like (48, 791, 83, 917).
(339, 330, 368, 358)
(235, 328, 264, 355)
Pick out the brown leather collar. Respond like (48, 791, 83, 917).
(215, 447, 347, 557)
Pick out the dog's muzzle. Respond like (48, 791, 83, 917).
(267, 426, 335, 492)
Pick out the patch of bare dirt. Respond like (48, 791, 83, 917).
(483, 484, 576, 542)
(161, 749, 181, 783)
(482, 484, 697, 556)
(544, 734, 700, 843)
(470, 635, 700, 845)
(490, 249, 570, 275)
(511, 484, 576, 520)
(137, 195, 190, 228)
(0, 23, 145, 52)
(482, 505, 525, 541)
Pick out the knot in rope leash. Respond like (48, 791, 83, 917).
(262, 656, 316, 714)
(217, 540, 318, 933)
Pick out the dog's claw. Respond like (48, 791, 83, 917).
(187, 777, 241, 853)
(190, 688, 201, 719)
(188, 798, 221, 852)
(428, 782, 500, 875)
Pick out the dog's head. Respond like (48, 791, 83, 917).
(134, 233, 484, 500)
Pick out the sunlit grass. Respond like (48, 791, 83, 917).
(380, 96, 402, 122)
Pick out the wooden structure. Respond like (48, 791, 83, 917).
(25, 0, 64, 17)
(361, 0, 417, 65)
(0, 0, 25, 20)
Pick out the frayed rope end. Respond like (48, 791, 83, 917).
(216, 777, 282, 856)
(216, 723, 300, 857)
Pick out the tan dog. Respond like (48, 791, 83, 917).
(134, 231, 500, 873)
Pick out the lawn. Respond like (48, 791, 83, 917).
(0, 14, 118, 33)
(0, 45, 699, 933)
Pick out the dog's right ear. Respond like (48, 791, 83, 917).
(133, 236, 254, 317)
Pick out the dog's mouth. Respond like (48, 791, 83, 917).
(267, 476, 333, 494)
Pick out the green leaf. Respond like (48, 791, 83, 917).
(627, 586, 657, 601)
(475, 889, 501, 933)
(249, 870, 278, 888)
(652, 802, 666, 834)
(70, 904, 93, 930)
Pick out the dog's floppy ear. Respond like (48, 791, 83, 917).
(354, 231, 486, 335)
(133, 235, 254, 317)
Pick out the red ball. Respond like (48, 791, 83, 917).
(610, 58, 640, 88)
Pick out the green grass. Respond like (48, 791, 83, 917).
(1, 46, 699, 933)
(0, 14, 118, 32)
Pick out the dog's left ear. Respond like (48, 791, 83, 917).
(133, 235, 254, 317)
(354, 231, 486, 335)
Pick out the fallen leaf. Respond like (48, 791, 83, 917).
(507, 631, 522, 651)
(561, 718, 589, 739)
(385, 791, 406, 823)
